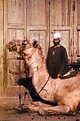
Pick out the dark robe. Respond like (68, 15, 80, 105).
(46, 45, 68, 78)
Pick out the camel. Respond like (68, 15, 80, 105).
(7, 39, 80, 115)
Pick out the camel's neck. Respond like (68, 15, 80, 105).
(33, 62, 50, 93)
(31, 55, 49, 77)
(28, 50, 50, 92)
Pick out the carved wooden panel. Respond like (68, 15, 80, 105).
(27, 0, 46, 26)
(77, 0, 80, 57)
(7, 59, 26, 86)
(50, 0, 71, 26)
(77, 31, 80, 55)
(77, 0, 80, 25)
(7, 0, 24, 25)
(29, 31, 46, 55)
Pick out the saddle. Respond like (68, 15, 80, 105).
(60, 60, 80, 79)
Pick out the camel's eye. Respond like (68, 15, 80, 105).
(22, 40, 27, 45)
(33, 41, 38, 48)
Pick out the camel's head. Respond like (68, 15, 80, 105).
(6, 39, 39, 55)
(6, 39, 28, 54)
(7, 39, 44, 72)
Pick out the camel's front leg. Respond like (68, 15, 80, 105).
(38, 105, 70, 115)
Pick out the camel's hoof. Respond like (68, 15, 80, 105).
(38, 108, 45, 116)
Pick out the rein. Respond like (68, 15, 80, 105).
(38, 76, 50, 94)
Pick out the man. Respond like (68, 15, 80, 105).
(46, 32, 68, 78)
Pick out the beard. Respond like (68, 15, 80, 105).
(53, 41, 60, 46)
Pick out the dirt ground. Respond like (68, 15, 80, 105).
(0, 108, 80, 121)
(0, 95, 80, 121)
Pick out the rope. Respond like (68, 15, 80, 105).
(38, 76, 50, 94)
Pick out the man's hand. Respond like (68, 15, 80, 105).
(57, 74, 61, 78)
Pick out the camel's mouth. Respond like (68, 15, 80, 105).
(6, 41, 17, 52)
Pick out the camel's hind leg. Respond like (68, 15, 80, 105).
(38, 105, 70, 115)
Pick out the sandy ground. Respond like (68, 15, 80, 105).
(0, 108, 80, 121)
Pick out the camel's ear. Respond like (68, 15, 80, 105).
(33, 41, 38, 48)
(22, 40, 27, 45)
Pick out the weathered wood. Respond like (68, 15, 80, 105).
(0, 0, 4, 91)
(2, 0, 80, 94)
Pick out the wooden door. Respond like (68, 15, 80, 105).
(48, 0, 80, 61)
(3, 0, 80, 93)
(26, 0, 47, 55)
(46, 0, 73, 62)
(3, 0, 47, 94)
(4, 0, 27, 94)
